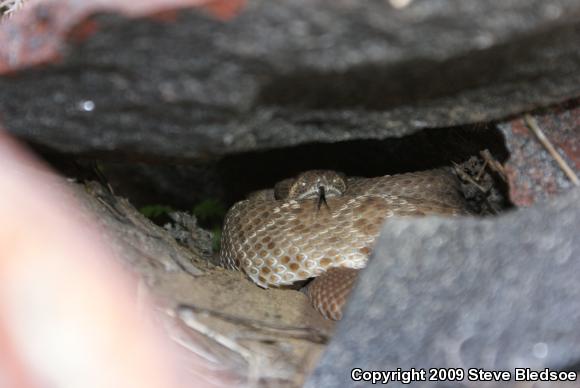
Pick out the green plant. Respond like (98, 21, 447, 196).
(211, 227, 222, 253)
(192, 199, 226, 224)
(139, 204, 174, 219)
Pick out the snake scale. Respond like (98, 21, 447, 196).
(220, 168, 470, 320)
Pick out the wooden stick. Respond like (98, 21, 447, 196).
(524, 114, 579, 187)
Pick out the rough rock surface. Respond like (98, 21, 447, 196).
(1, 0, 580, 159)
(306, 187, 580, 387)
(499, 101, 580, 206)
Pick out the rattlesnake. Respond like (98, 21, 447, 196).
(220, 168, 469, 320)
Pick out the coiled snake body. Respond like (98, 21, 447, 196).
(220, 168, 469, 320)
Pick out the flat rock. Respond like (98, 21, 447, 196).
(307, 187, 580, 387)
(1, 0, 580, 160)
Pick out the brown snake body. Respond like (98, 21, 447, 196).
(220, 168, 469, 320)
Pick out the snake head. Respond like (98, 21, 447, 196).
(286, 170, 347, 200)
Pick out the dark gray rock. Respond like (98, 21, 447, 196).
(306, 188, 580, 387)
(2, 0, 580, 160)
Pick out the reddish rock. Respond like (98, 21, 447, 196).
(500, 99, 580, 206)
(0, 0, 245, 73)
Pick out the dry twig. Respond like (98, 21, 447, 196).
(524, 114, 579, 186)
(178, 304, 330, 344)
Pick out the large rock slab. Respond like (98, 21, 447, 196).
(1, 0, 580, 160)
(307, 187, 580, 387)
